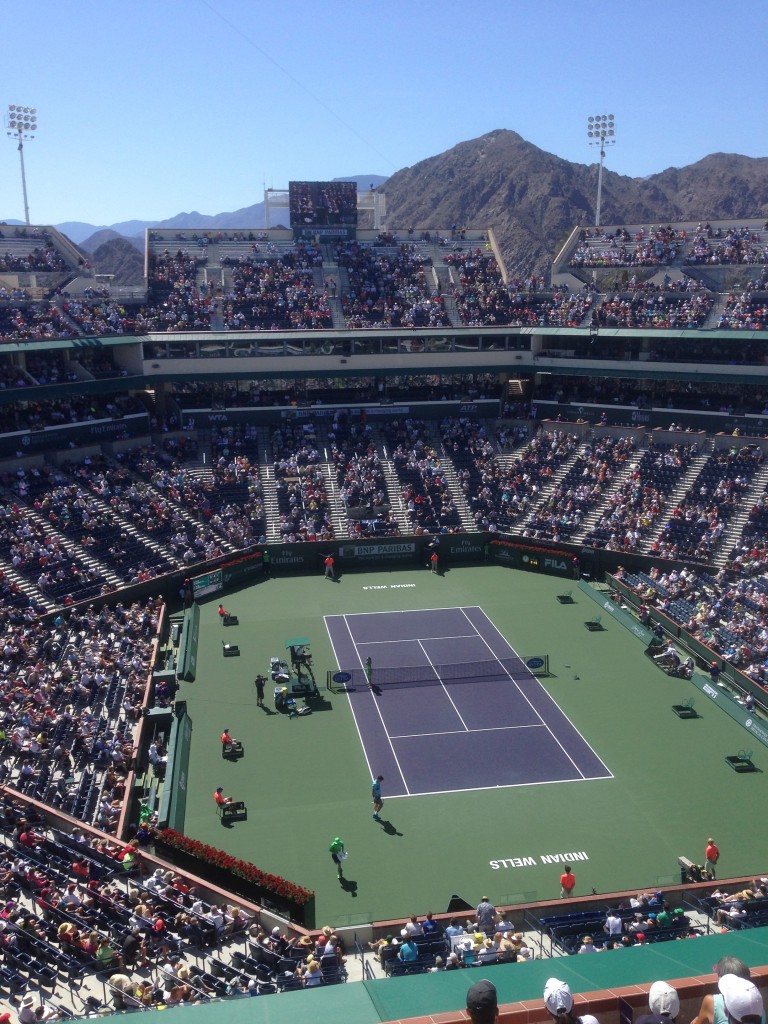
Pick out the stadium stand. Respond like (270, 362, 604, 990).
(1, 216, 768, 1020)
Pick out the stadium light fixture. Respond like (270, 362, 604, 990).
(586, 113, 615, 228)
(5, 104, 38, 225)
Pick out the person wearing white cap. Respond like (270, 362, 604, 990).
(544, 978, 599, 1024)
(693, 957, 764, 1024)
(636, 981, 680, 1024)
(718, 975, 764, 1024)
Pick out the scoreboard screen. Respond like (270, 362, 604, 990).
(289, 180, 358, 229)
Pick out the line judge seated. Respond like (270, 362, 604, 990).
(220, 729, 238, 753)
(214, 787, 233, 807)
(653, 641, 680, 670)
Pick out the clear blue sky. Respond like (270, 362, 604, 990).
(2, 0, 766, 227)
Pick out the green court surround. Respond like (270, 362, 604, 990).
(177, 564, 768, 926)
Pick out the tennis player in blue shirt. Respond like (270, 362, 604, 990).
(372, 775, 384, 821)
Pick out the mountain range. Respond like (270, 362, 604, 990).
(381, 130, 768, 279)
(8, 133, 768, 284)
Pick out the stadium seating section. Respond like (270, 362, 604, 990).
(0, 217, 768, 1016)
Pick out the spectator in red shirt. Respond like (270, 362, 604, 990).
(706, 838, 720, 879)
(560, 865, 576, 898)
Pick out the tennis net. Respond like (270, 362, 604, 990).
(326, 655, 531, 692)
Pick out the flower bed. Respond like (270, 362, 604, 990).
(155, 828, 315, 926)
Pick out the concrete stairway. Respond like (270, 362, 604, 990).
(0, 554, 55, 612)
(435, 448, 477, 532)
(571, 438, 651, 543)
(256, 427, 282, 542)
(638, 439, 715, 554)
(374, 437, 412, 534)
(521, 444, 587, 527)
(712, 460, 768, 567)
(319, 459, 348, 538)
(20, 504, 123, 592)
(441, 292, 462, 327)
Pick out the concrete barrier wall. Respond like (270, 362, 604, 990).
(177, 602, 200, 681)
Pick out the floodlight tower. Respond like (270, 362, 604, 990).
(6, 104, 38, 225)
(586, 113, 615, 229)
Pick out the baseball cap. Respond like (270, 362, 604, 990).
(718, 975, 764, 1022)
(544, 978, 574, 1015)
(467, 979, 498, 1020)
(649, 981, 680, 1018)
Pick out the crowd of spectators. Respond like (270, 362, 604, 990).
(208, 452, 266, 549)
(330, 413, 398, 538)
(463, 429, 578, 533)
(0, 394, 142, 436)
(0, 495, 107, 607)
(221, 243, 323, 271)
(717, 294, 768, 330)
(121, 444, 260, 552)
(72, 455, 226, 567)
(369, 906, 535, 975)
(0, 595, 157, 830)
(570, 226, 683, 268)
(0, 304, 76, 344)
(523, 436, 636, 541)
(0, 791, 361, 1008)
(60, 299, 136, 337)
(15, 459, 178, 588)
(448, 249, 508, 326)
(271, 423, 334, 542)
(222, 254, 331, 331)
(648, 445, 763, 562)
(338, 241, 449, 329)
(532, 373, 768, 418)
(0, 242, 67, 274)
(149, 230, 269, 246)
(618, 564, 768, 686)
(445, 250, 590, 328)
(0, 364, 32, 390)
(24, 354, 77, 387)
(142, 249, 212, 332)
(385, 419, 463, 534)
(685, 225, 768, 266)
(591, 290, 713, 329)
(725, 478, 768, 577)
(583, 442, 697, 551)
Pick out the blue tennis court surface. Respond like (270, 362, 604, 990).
(325, 606, 612, 797)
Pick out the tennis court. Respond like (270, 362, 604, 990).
(325, 607, 612, 796)
(180, 565, 768, 923)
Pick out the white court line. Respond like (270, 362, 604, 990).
(418, 639, 469, 732)
(331, 605, 483, 619)
(390, 723, 543, 740)
(327, 605, 613, 799)
(341, 613, 411, 796)
(324, 619, 375, 785)
(363, 633, 479, 645)
(386, 775, 613, 799)
(465, 607, 612, 779)
(459, 606, 584, 778)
